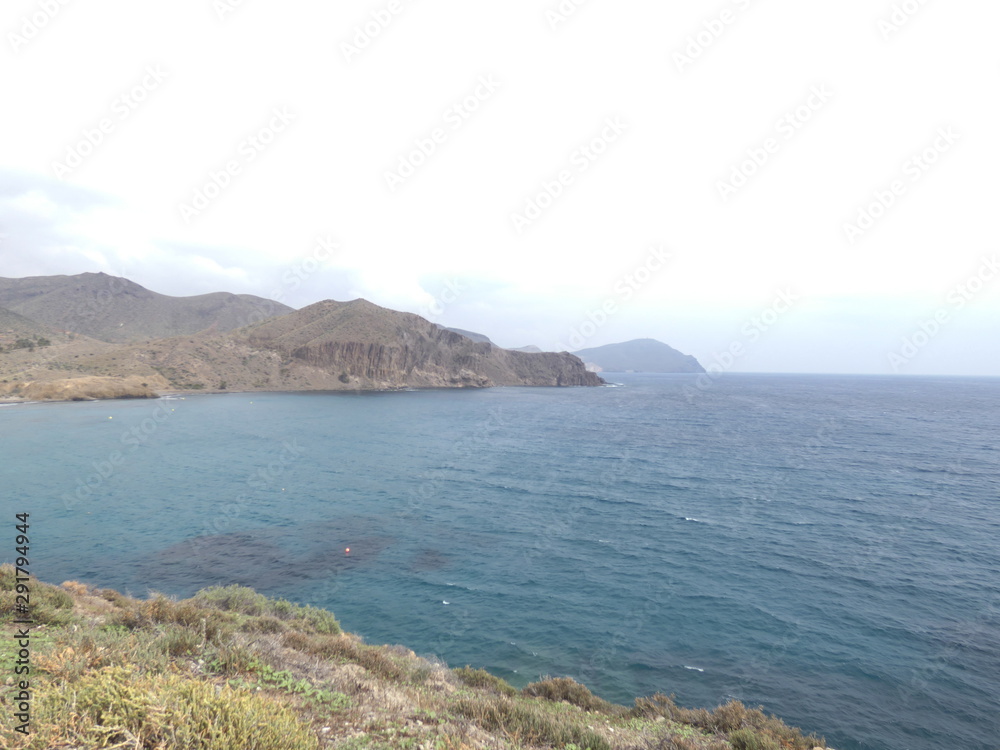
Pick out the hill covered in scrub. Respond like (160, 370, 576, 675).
(0, 567, 829, 750)
(0, 272, 293, 344)
(239, 299, 603, 389)
(0, 296, 602, 401)
(0, 306, 65, 352)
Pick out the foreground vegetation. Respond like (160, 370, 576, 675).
(0, 566, 827, 749)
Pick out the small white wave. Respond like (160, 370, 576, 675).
(442, 601, 449, 605)
(684, 517, 705, 523)
(684, 665, 705, 672)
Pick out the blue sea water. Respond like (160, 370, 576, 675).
(2, 374, 998, 750)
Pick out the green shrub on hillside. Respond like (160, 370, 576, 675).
(523, 675, 615, 712)
(454, 666, 517, 697)
(191, 584, 341, 634)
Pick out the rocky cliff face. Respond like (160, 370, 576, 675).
(0, 295, 604, 400)
(242, 300, 603, 389)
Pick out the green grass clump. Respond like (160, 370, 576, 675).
(454, 666, 517, 697)
(8, 665, 318, 750)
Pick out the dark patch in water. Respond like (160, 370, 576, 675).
(412, 549, 449, 572)
(133, 518, 393, 596)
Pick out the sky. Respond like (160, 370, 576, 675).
(1, 0, 998, 375)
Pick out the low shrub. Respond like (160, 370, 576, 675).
(281, 630, 313, 652)
(303, 634, 405, 680)
(156, 624, 204, 657)
(240, 614, 287, 634)
(729, 727, 781, 750)
(454, 694, 612, 750)
(0, 564, 75, 626)
(454, 666, 517, 697)
(702, 701, 825, 749)
(202, 640, 263, 676)
(191, 584, 341, 634)
(522, 675, 614, 713)
(629, 693, 684, 722)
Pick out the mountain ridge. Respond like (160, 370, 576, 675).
(0, 275, 603, 399)
(0, 272, 294, 343)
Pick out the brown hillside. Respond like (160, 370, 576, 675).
(0, 272, 293, 343)
(0, 298, 602, 400)
(239, 299, 604, 388)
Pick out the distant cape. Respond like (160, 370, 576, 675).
(572, 338, 704, 373)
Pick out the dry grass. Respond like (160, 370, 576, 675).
(454, 666, 517, 697)
(629, 693, 826, 750)
(10, 665, 318, 750)
(522, 675, 618, 713)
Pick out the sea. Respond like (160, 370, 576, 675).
(2, 373, 998, 750)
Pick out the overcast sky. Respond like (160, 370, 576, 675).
(2, 0, 998, 375)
